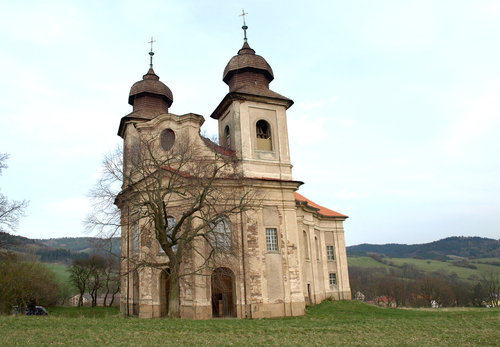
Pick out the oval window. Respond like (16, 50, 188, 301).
(160, 129, 175, 151)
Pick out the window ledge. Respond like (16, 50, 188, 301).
(266, 250, 280, 254)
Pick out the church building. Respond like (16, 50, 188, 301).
(117, 24, 351, 319)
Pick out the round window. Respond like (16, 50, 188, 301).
(160, 129, 175, 151)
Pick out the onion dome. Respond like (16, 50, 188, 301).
(128, 67, 173, 117)
(222, 41, 274, 93)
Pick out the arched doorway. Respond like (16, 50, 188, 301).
(132, 270, 139, 316)
(211, 267, 236, 318)
(159, 269, 170, 317)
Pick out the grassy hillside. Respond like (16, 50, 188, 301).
(41, 262, 77, 296)
(0, 301, 498, 346)
(348, 256, 500, 283)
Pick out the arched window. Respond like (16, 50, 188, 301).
(210, 217, 231, 252)
(303, 231, 309, 259)
(133, 222, 140, 255)
(160, 216, 177, 253)
(224, 125, 231, 148)
(130, 137, 140, 166)
(315, 236, 319, 260)
(256, 120, 272, 151)
(160, 129, 175, 151)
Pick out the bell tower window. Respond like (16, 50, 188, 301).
(256, 120, 272, 151)
(224, 125, 231, 148)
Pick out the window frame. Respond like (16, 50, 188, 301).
(256, 119, 273, 151)
(303, 230, 310, 260)
(224, 125, 231, 148)
(266, 227, 279, 252)
(329, 273, 337, 287)
(160, 128, 175, 151)
(327, 245, 335, 261)
(210, 217, 232, 252)
(159, 216, 177, 254)
(133, 222, 139, 255)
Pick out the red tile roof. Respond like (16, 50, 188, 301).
(295, 192, 348, 218)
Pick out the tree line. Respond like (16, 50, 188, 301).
(349, 263, 499, 307)
(68, 254, 120, 307)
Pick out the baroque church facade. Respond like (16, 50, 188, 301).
(118, 30, 351, 319)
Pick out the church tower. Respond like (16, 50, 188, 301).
(211, 20, 294, 181)
(117, 43, 175, 175)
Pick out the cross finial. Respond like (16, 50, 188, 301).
(240, 9, 248, 42)
(148, 36, 156, 68)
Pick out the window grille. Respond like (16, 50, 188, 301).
(327, 245, 335, 261)
(329, 273, 337, 287)
(266, 228, 278, 252)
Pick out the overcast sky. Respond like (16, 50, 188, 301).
(1, 1, 499, 246)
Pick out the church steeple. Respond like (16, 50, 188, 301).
(128, 39, 173, 118)
(222, 13, 275, 93)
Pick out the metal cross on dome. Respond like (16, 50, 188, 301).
(148, 36, 156, 67)
(240, 9, 248, 42)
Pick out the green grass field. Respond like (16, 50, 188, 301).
(41, 262, 77, 294)
(348, 256, 500, 283)
(0, 301, 498, 346)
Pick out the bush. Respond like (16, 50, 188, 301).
(0, 253, 60, 314)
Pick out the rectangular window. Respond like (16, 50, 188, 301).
(133, 222, 139, 255)
(266, 228, 278, 252)
(329, 273, 337, 287)
(327, 245, 334, 261)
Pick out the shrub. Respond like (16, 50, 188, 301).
(0, 253, 60, 314)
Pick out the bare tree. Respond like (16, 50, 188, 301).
(481, 272, 499, 307)
(414, 276, 456, 307)
(68, 258, 92, 307)
(87, 134, 256, 317)
(0, 153, 28, 234)
(87, 255, 107, 307)
(100, 254, 120, 307)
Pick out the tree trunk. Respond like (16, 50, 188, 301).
(103, 287, 110, 307)
(168, 272, 180, 318)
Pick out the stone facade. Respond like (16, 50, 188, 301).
(117, 37, 351, 319)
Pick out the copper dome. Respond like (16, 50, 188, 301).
(128, 67, 173, 107)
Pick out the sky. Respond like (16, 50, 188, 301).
(0, 0, 499, 246)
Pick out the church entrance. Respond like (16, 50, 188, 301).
(211, 267, 236, 318)
(159, 269, 170, 317)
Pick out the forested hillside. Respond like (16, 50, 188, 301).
(0, 232, 119, 263)
(347, 236, 500, 260)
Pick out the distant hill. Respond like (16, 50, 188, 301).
(37, 237, 120, 254)
(347, 236, 500, 260)
(0, 232, 120, 263)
